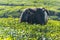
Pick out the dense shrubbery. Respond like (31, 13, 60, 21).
(0, 0, 60, 18)
(0, 18, 60, 40)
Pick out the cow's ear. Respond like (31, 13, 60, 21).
(45, 10, 49, 15)
(44, 9, 49, 15)
(42, 8, 49, 15)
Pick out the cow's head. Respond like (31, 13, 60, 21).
(42, 8, 49, 15)
(36, 8, 49, 15)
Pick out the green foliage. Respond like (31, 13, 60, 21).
(0, 0, 60, 18)
(0, 0, 60, 40)
(0, 18, 60, 40)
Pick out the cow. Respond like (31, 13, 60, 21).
(20, 8, 49, 25)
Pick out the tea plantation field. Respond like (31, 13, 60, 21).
(0, 18, 60, 40)
(0, 0, 60, 18)
(0, 0, 60, 40)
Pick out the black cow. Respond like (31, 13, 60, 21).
(20, 8, 49, 25)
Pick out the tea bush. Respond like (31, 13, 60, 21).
(0, 18, 60, 40)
